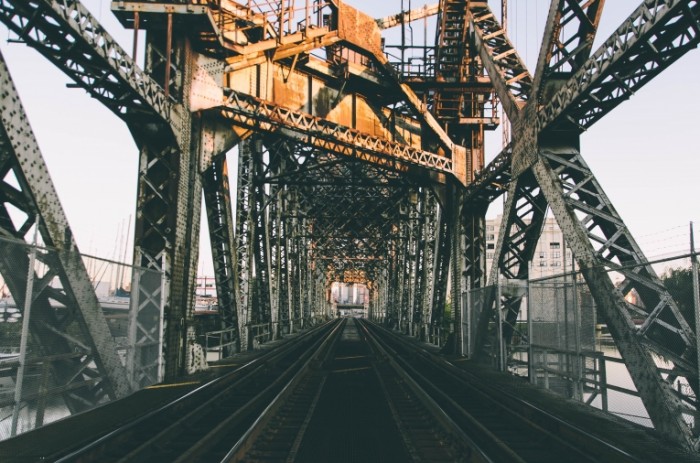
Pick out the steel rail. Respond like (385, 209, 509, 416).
(362, 320, 643, 463)
(52, 320, 339, 462)
(357, 320, 496, 463)
(219, 319, 347, 462)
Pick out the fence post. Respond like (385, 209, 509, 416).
(11, 215, 39, 437)
(690, 222, 700, 413)
(497, 280, 505, 371)
(527, 276, 533, 381)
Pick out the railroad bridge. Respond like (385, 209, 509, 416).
(0, 0, 700, 460)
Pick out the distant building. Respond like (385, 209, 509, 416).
(486, 214, 575, 280)
(196, 276, 216, 297)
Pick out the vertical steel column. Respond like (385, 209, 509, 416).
(420, 193, 437, 340)
(431, 196, 452, 344)
(235, 140, 255, 349)
(130, 26, 199, 381)
(202, 153, 240, 354)
(11, 217, 38, 437)
(461, 199, 488, 356)
(250, 138, 273, 337)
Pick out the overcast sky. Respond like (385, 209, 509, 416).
(0, 0, 697, 276)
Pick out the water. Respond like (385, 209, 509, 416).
(591, 332, 652, 427)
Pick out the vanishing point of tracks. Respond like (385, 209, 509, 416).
(54, 318, 646, 462)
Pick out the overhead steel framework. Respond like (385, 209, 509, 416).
(0, 0, 699, 450)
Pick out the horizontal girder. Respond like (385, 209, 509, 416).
(217, 90, 455, 179)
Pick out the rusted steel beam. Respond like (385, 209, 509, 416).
(376, 3, 439, 30)
(217, 90, 459, 181)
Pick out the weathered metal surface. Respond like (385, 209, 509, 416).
(0, 0, 173, 126)
(539, 0, 700, 133)
(465, 0, 700, 449)
(531, 0, 606, 102)
(217, 90, 453, 176)
(376, 3, 439, 30)
(0, 50, 131, 404)
(2, 0, 699, 450)
(469, 2, 531, 120)
(532, 150, 695, 448)
(336, 1, 383, 58)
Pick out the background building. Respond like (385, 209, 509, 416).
(486, 215, 575, 280)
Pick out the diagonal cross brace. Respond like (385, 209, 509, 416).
(0, 49, 131, 400)
(0, 0, 175, 128)
(469, 2, 532, 120)
(539, 0, 700, 133)
(531, 0, 606, 101)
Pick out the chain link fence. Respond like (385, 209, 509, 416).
(463, 251, 700, 429)
(0, 236, 163, 440)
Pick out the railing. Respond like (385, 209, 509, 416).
(0, 236, 164, 440)
(202, 328, 239, 362)
(529, 344, 608, 410)
(248, 322, 273, 347)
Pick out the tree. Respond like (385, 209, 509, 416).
(661, 267, 697, 326)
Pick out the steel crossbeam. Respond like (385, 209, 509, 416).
(376, 3, 439, 30)
(0, 0, 172, 127)
(464, 145, 512, 204)
(218, 90, 455, 177)
(0, 50, 131, 409)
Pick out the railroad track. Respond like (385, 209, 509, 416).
(52, 319, 344, 463)
(50, 318, 655, 462)
(232, 318, 489, 462)
(361, 320, 644, 463)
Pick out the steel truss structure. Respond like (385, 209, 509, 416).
(1, 0, 699, 450)
(0, 49, 131, 413)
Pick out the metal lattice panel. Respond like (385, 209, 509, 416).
(0, 50, 131, 409)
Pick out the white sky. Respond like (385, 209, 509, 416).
(0, 0, 698, 276)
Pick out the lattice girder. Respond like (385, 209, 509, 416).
(532, 144, 696, 448)
(217, 91, 454, 178)
(0, 0, 173, 127)
(469, 2, 532, 120)
(488, 174, 549, 284)
(460, 0, 700, 448)
(472, 174, 546, 363)
(202, 156, 240, 354)
(532, 0, 606, 101)
(0, 50, 131, 409)
(541, 149, 694, 357)
(540, 0, 700, 133)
